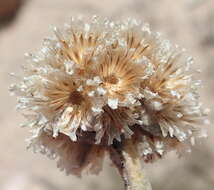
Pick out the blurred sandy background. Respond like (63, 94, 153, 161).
(0, 0, 214, 189)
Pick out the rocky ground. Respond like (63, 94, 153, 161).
(0, 0, 214, 189)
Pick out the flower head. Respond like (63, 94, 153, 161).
(10, 16, 209, 176)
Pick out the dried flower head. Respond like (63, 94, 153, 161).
(10, 16, 209, 176)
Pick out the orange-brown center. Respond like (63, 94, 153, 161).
(105, 74, 119, 85)
(69, 90, 84, 105)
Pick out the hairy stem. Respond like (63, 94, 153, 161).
(110, 139, 152, 190)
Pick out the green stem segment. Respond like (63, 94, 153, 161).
(110, 139, 152, 190)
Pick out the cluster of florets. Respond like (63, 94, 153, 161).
(10, 16, 209, 176)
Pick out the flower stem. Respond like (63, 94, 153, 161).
(110, 139, 152, 190)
